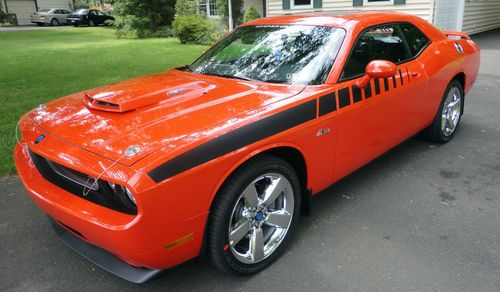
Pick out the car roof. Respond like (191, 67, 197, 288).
(243, 11, 417, 28)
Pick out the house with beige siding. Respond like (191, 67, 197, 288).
(263, 0, 500, 34)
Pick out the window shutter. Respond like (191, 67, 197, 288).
(283, 0, 290, 10)
(313, 0, 322, 8)
(353, 0, 363, 6)
(394, 0, 406, 4)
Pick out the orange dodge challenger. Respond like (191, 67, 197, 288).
(15, 11, 480, 282)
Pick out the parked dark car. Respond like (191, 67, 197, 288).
(67, 9, 114, 26)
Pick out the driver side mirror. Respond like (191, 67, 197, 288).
(356, 60, 397, 89)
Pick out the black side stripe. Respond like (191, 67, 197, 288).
(406, 67, 411, 83)
(383, 78, 389, 91)
(147, 100, 317, 183)
(364, 81, 372, 98)
(392, 76, 397, 88)
(374, 78, 381, 95)
(399, 69, 404, 86)
(352, 85, 362, 103)
(338, 87, 351, 108)
(319, 92, 337, 116)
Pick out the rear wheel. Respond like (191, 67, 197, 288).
(208, 155, 301, 275)
(50, 18, 59, 26)
(422, 79, 464, 143)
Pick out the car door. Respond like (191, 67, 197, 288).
(333, 22, 428, 181)
(88, 10, 97, 24)
(95, 11, 107, 25)
(61, 10, 72, 23)
(55, 10, 65, 23)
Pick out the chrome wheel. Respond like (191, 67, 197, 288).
(441, 86, 462, 137)
(228, 173, 294, 264)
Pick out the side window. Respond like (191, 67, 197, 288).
(97, 11, 105, 16)
(89, 10, 97, 16)
(341, 24, 409, 80)
(400, 23, 430, 57)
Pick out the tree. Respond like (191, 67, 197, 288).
(174, 0, 196, 17)
(243, 5, 260, 23)
(216, 0, 244, 27)
(114, 0, 176, 33)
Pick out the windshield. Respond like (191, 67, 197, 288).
(75, 9, 88, 14)
(190, 25, 345, 85)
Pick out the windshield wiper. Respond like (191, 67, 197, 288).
(183, 65, 195, 72)
(203, 72, 256, 82)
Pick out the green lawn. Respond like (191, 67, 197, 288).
(0, 27, 208, 176)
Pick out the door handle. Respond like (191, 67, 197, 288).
(411, 72, 421, 78)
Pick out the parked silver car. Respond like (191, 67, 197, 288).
(31, 8, 73, 26)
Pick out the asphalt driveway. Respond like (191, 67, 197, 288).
(1, 29, 499, 292)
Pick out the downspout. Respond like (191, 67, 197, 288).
(429, 0, 435, 26)
(228, 0, 233, 30)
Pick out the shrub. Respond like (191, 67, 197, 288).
(243, 5, 261, 23)
(173, 15, 216, 45)
(0, 21, 13, 27)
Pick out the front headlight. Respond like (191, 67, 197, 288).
(108, 182, 136, 207)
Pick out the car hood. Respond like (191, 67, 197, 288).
(29, 69, 304, 165)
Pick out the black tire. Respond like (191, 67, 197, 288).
(422, 79, 464, 143)
(50, 18, 59, 26)
(36, 23, 44, 26)
(208, 154, 301, 275)
(72, 23, 78, 27)
(88, 20, 95, 26)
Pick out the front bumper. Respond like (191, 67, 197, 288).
(48, 216, 163, 283)
(15, 137, 207, 281)
(67, 18, 84, 24)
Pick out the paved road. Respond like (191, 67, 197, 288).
(1, 30, 499, 292)
(0, 25, 72, 32)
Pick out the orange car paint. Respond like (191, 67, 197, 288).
(15, 11, 480, 271)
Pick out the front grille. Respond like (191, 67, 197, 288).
(28, 149, 137, 215)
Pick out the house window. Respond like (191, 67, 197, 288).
(209, 0, 217, 16)
(292, 0, 313, 9)
(198, 0, 218, 17)
(363, 0, 394, 5)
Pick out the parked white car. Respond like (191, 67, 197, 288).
(31, 8, 73, 26)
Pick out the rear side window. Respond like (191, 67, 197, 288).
(341, 24, 409, 80)
(400, 23, 430, 56)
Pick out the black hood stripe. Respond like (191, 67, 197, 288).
(148, 99, 317, 183)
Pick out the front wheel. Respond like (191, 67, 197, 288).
(422, 79, 464, 143)
(88, 20, 95, 26)
(208, 155, 301, 275)
(50, 18, 59, 26)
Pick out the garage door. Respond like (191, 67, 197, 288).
(6, 0, 37, 25)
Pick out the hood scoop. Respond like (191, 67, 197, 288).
(84, 80, 213, 113)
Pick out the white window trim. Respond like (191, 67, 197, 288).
(197, 0, 219, 18)
(291, 0, 313, 10)
(363, 0, 394, 6)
